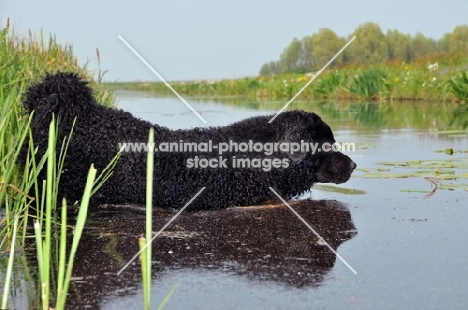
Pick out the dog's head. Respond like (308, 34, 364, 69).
(274, 110, 356, 184)
(313, 151, 357, 184)
(23, 72, 96, 125)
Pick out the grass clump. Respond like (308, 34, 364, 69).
(107, 53, 468, 103)
(0, 19, 118, 309)
(313, 70, 348, 98)
(346, 67, 387, 99)
(0, 18, 115, 248)
(449, 70, 468, 103)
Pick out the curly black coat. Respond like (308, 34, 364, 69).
(23, 72, 356, 210)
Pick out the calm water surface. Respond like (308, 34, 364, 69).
(7, 92, 468, 309)
(106, 92, 467, 309)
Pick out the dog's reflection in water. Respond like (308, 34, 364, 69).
(42, 199, 357, 307)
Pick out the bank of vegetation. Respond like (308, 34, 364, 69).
(108, 22, 468, 102)
(0, 19, 115, 309)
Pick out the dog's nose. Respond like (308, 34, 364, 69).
(350, 161, 357, 170)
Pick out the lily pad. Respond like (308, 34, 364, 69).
(355, 148, 468, 193)
(435, 149, 468, 154)
(436, 129, 468, 136)
(314, 184, 366, 195)
(400, 189, 432, 193)
(434, 148, 454, 155)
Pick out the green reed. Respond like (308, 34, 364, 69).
(140, 127, 155, 310)
(449, 70, 468, 103)
(31, 117, 122, 309)
(1, 20, 119, 309)
(346, 67, 388, 100)
(1, 19, 116, 247)
(138, 127, 177, 309)
(106, 53, 468, 103)
(1, 215, 19, 309)
(314, 70, 348, 98)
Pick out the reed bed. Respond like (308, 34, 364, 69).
(0, 18, 115, 247)
(0, 19, 118, 309)
(107, 53, 468, 103)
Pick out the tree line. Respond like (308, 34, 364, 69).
(259, 22, 468, 75)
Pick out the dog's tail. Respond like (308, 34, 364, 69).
(23, 72, 96, 118)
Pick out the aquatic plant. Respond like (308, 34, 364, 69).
(0, 20, 118, 309)
(0, 19, 115, 244)
(30, 118, 121, 309)
(355, 157, 468, 193)
(142, 128, 154, 310)
(107, 52, 468, 103)
(345, 67, 388, 99)
(138, 127, 177, 310)
(1, 216, 19, 309)
(314, 70, 348, 97)
(449, 70, 468, 103)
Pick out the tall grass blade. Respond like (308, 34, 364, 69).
(42, 117, 57, 309)
(56, 165, 97, 308)
(91, 147, 124, 196)
(144, 127, 155, 309)
(33, 222, 44, 297)
(157, 284, 178, 310)
(1, 215, 19, 309)
(139, 237, 149, 310)
(56, 199, 67, 307)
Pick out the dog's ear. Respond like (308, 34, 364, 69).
(275, 111, 323, 140)
(274, 111, 324, 164)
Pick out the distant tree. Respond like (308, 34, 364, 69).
(278, 38, 303, 73)
(410, 32, 436, 58)
(386, 29, 412, 63)
(438, 32, 451, 52)
(438, 25, 468, 54)
(300, 35, 316, 71)
(310, 28, 346, 68)
(448, 24, 468, 53)
(259, 61, 280, 75)
(258, 22, 468, 74)
(346, 22, 389, 64)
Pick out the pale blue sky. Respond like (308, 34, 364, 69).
(2, 0, 467, 82)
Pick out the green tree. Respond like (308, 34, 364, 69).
(300, 35, 316, 71)
(449, 25, 468, 54)
(438, 32, 451, 52)
(259, 61, 280, 75)
(438, 25, 468, 54)
(346, 22, 389, 65)
(258, 22, 468, 74)
(310, 28, 346, 68)
(410, 32, 436, 58)
(278, 38, 303, 73)
(386, 29, 412, 62)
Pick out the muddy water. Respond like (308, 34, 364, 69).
(12, 93, 468, 309)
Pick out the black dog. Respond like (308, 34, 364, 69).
(23, 72, 356, 210)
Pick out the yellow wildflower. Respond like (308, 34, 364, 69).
(297, 76, 307, 82)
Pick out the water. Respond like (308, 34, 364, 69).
(7, 92, 468, 309)
(111, 93, 468, 309)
